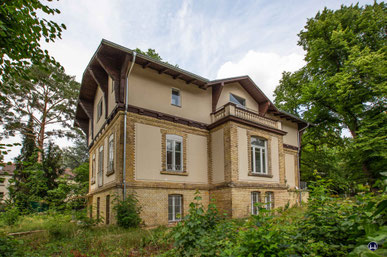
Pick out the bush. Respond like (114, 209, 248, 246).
(0, 206, 20, 226)
(0, 233, 22, 257)
(164, 191, 235, 256)
(46, 213, 76, 240)
(114, 194, 141, 228)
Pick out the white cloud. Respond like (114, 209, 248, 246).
(216, 51, 305, 100)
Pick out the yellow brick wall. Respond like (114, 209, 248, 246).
(133, 188, 209, 226)
(87, 111, 307, 227)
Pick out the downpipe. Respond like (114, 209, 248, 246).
(122, 52, 136, 200)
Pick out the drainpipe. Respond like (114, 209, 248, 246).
(297, 123, 309, 204)
(122, 52, 136, 200)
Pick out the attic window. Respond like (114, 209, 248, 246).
(230, 93, 246, 107)
(171, 88, 181, 106)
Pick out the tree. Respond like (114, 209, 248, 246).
(274, 2, 387, 187)
(135, 48, 162, 61)
(135, 47, 179, 67)
(1, 64, 80, 162)
(0, 0, 65, 87)
(62, 129, 89, 170)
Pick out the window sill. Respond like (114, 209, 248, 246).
(106, 170, 114, 177)
(171, 103, 182, 108)
(248, 172, 273, 178)
(161, 170, 188, 176)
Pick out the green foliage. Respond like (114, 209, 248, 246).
(0, 0, 65, 86)
(1, 64, 80, 149)
(274, 2, 387, 189)
(166, 191, 225, 256)
(62, 130, 89, 170)
(0, 233, 22, 257)
(114, 194, 142, 228)
(135, 47, 179, 67)
(0, 206, 20, 226)
(135, 48, 163, 61)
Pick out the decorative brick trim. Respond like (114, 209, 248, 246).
(247, 172, 273, 178)
(160, 129, 187, 172)
(283, 143, 299, 151)
(160, 171, 188, 176)
(246, 130, 272, 177)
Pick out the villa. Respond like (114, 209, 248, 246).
(75, 39, 309, 226)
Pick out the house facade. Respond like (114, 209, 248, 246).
(75, 40, 308, 226)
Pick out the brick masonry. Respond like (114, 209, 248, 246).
(87, 111, 308, 226)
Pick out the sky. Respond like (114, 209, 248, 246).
(3, 0, 375, 162)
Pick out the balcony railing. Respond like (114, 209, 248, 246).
(211, 102, 280, 129)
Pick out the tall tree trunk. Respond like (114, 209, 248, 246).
(37, 95, 48, 163)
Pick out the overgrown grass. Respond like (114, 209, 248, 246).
(0, 213, 172, 256)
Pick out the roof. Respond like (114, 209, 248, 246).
(0, 163, 16, 175)
(75, 39, 308, 129)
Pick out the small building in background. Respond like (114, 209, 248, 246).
(0, 163, 16, 203)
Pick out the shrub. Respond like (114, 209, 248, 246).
(0, 206, 20, 226)
(164, 191, 234, 256)
(0, 233, 22, 257)
(46, 213, 76, 240)
(114, 194, 141, 228)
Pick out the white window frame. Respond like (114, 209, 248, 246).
(168, 195, 182, 222)
(166, 134, 183, 171)
(91, 154, 96, 183)
(107, 134, 114, 172)
(265, 192, 274, 210)
(251, 137, 268, 174)
(251, 192, 260, 215)
(171, 88, 181, 107)
(98, 146, 103, 187)
(97, 98, 103, 120)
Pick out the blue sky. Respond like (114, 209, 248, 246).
(3, 0, 375, 162)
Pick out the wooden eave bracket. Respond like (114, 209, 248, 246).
(88, 68, 109, 118)
(96, 53, 122, 103)
(119, 54, 132, 104)
(212, 82, 224, 112)
(259, 101, 270, 115)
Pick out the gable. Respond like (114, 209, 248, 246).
(216, 82, 259, 112)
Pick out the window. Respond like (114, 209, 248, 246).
(251, 192, 260, 215)
(91, 154, 96, 184)
(230, 93, 246, 107)
(265, 192, 274, 210)
(171, 88, 181, 106)
(0, 192, 4, 200)
(166, 135, 183, 171)
(0, 177, 5, 185)
(168, 195, 182, 222)
(97, 98, 103, 120)
(106, 195, 110, 225)
(251, 137, 268, 174)
(97, 197, 100, 220)
(107, 134, 114, 173)
(98, 146, 103, 187)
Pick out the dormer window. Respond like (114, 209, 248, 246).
(230, 93, 245, 108)
(171, 88, 181, 107)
